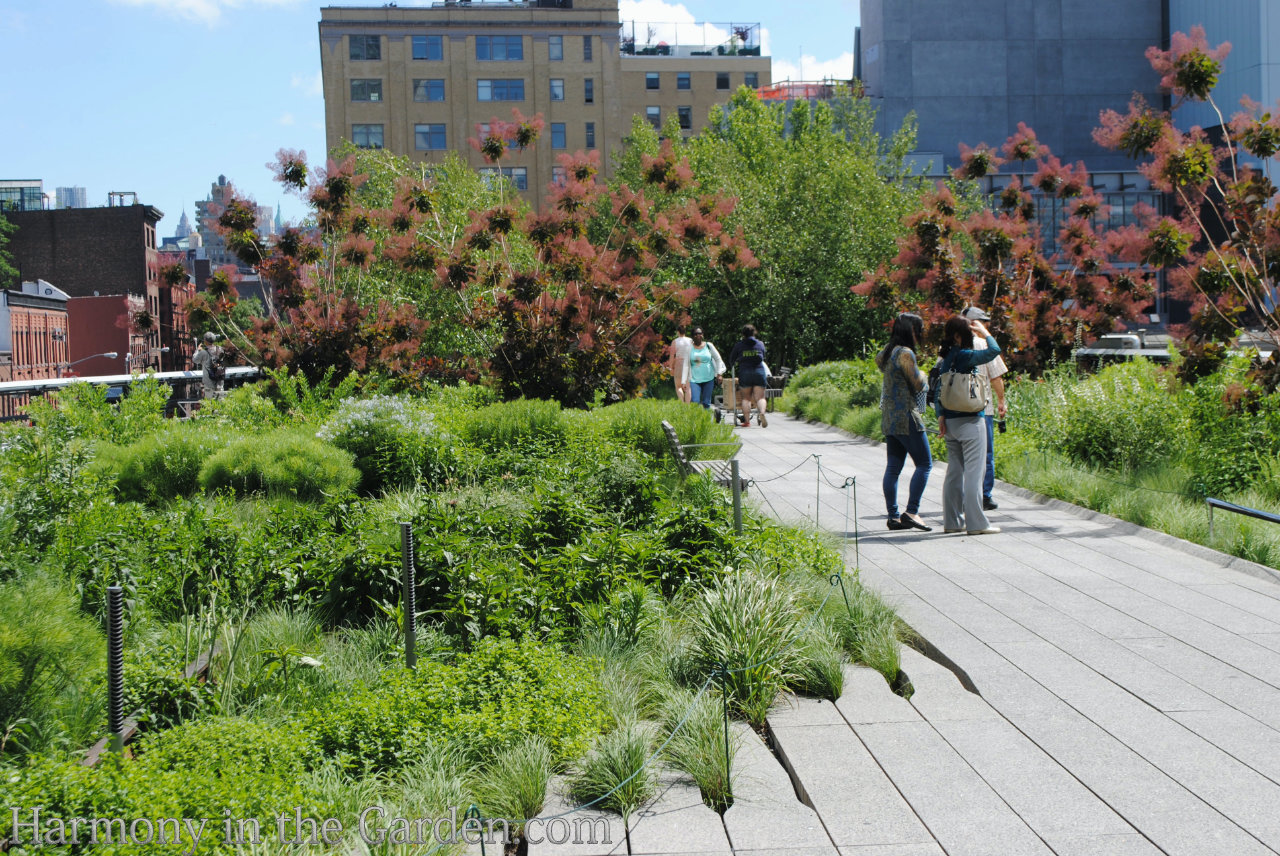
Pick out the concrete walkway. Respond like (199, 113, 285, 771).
(728, 416, 1280, 856)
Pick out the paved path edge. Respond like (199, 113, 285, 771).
(782, 415, 1280, 589)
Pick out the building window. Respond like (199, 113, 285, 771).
(678, 106, 692, 130)
(646, 72, 660, 90)
(414, 79, 445, 102)
(744, 72, 759, 88)
(415, 123, 447, 150)
(677, 72, 691, 90)
(551, 122, 566, 149)
(476, 35, 523, 61)
(480, 167, 528, 191)
(349, 35, 380, 61)
(585, 122, 596, 149)
(477, 79, 525, 101)
(352, 124, 384, 149)
(646, 106, 660, 129)
(583, 35, 592, 61)
(350, 79, 383, 102)
(584, 77, 594, 103)
(550, 78, 565, 101)
(552, 165, 567, 186)
(412, 35, 443, 61)
(549, 35, 563, 61)
(716, 72, 730, 90)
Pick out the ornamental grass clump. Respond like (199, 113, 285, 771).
(472, 736, 554, 832)
(569, 719, 655, 818)
(687, 570, 802, 727)
(658, 686, 736, 812)
(198, 429, 360, 502)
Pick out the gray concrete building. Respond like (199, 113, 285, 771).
(1171, 0, 1280, 137)
(859, 0, 1164, 174)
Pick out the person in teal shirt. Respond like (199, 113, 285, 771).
(687, 327, 725, 408)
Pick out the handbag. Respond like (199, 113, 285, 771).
(939, 366, 986, 413)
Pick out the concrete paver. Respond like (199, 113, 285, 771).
(731, 416, 1280, 856)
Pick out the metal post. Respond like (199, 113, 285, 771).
(1207, 501, 1213, 542)
(400, 522, 417, 669)
(814, 455, 822, 529)
(107, 585, 124, 754)
(731, 459, 743, 534)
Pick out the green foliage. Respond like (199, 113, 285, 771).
(27, 376, 170, 447)
(1021, 361, 1186, 472)
(462, 398, 567, 451)
(198, 429, 359, 501)
(0, 426, 102, 560)
(90, 422, 225, 504)
(657, 687, 735, 811)
(190, 382, 287, 430)
(0, 213, 17, 287)
(593, 398, 735, 460)
(687, 570, 802, 726)
(0, 574, 104, 755)
(472, 736, 554, 829)
(314, 637, 607, 771)
(317, 395, 456, 493)
(267, 365, 361, 422)
(569, 720, 655, 818)
(1, 718, 332, 854)
(614, 90, 923, 367)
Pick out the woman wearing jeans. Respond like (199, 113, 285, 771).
(876, 313, 933, 531)
(687, 327, 725, 408)
(936, 315, 1003, 535)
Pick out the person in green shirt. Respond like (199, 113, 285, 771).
(687, 327, 725, 409)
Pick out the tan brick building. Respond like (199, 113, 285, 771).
(318, 0, 770, 202)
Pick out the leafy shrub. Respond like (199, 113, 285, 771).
(314, 637, 606, 770)
(463, 399, 567, 451)
(91, 422, 225, 504)
(192, 382, 287, 430)
(26, 376, 169, 446)
(198, 429, 359, 501)
(1, 717, 333, 854)
(592, 398, 734, 460)
(0, 427, 101, 558)
(318, 395, 455, 494)
(0, 574, 104, 755)
(1025, 360, 1186, 472)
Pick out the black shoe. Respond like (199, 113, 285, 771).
(900, 513, 933, 532)
(983, 497, 998, 511)
(887, 518, 909, 531)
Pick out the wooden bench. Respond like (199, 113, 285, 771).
(661, 420, 747, 493)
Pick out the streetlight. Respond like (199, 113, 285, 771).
(59, 352, 118, 377)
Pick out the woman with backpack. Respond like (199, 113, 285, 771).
(936, 314, 1003, 535)
(876, 313, 933, 531)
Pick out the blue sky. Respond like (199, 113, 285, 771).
(0, 0, 858, 236)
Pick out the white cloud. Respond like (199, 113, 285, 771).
(278, 112, 295, 126)
(617, 0, 734, 51)
(773, 52, 856, 83)
(108, 0, 301, 26)
(291, 70, 323, 99)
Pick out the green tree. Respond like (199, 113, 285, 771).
(611, 88, 926, 368)
(0, 213, 18, 287)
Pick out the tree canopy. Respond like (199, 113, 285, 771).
(612, 88, 927, 368)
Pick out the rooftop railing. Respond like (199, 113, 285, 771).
(619, 20, 762, 58)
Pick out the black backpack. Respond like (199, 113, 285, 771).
(208, 347, 226, 383)
(926, 362, 942, 409)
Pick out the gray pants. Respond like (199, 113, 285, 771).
(942, 414, 990, 532)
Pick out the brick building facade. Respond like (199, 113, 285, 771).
(0, 280, 70, 418)
(5, 203, 192, 369)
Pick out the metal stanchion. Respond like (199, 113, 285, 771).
(400, 522, 417, 669)
(731, 459, 743, 534)
(107, 585, 124, 754)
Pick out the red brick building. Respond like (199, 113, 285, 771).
(0, 280, 70, 417)
(6, 203, 191, 369)
(65, 294, 144, 376)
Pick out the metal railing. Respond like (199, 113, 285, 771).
(1205, 497, 1280, 540)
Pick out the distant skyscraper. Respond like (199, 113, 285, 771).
(255, 204, 275, 239)
(174, 209, 193, 239)
(195, 175, 240, 270)
(55, 186, 88, 209)
(274, 204, 284, 234)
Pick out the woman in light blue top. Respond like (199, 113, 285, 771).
(687, 327, 725, 408)
(936, 315, 1003, 535)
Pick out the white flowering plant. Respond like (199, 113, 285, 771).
(317, 395, 449, 493)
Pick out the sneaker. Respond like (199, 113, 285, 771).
(760, 413, 768, 428)
(983, 497, 998, 510)
(967, 527, 1002, 535)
